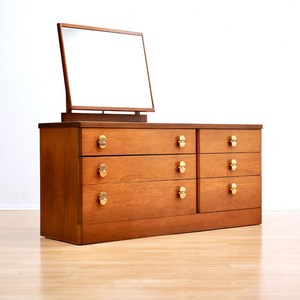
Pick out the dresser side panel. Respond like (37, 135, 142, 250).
(40, 127, 79, 244)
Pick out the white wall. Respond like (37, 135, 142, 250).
(1, 0, 299, 210)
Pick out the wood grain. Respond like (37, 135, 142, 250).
(39, 122, 263, 130)
(82, 180, 197, 224)
(81, 154, 196, 184)
(197, 129, 261, 153)
(40, 127, 80, 244)
(62, 112, 147, 122)
(198, 153, 261, 178)
(81, 128, 196, 156)
(198, 176, 261, 213)
(39, 123, 263, 246)
(81, 208, 261, 244)
(57, 23, 72, 112)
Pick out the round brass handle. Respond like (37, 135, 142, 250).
(230, 183, 237, 195)
(178, 135, 186, 148)
(178, 186, 186, 199)
(98, 164, 107, 177)
(229, 159, 237, 171)
(178, 161, 186, 173)
(98, 191, 107, 205)
(230, 135, 237, 147)
(98, 135, 107, 148)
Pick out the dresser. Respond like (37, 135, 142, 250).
(39, 122, 262, 244)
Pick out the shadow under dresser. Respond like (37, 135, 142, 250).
(39, 122, 262, 244)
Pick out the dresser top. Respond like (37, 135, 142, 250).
(39, 122, 262, 129)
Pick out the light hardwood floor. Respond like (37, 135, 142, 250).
(0, 211, 299, 300)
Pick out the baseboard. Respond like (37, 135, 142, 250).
(0, 206, 40, 210)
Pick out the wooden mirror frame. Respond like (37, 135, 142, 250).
(57, 23, 155, 122)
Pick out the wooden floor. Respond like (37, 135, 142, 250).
(0, 211, 299, 299)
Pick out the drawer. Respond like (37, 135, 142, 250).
(81, 154, 196, 184)
(198, 153, 261, 178)
(82, 179, 196, 224)
(81, 129, 196, 156)
(198, 176, 261, 213)
(197, 129, 261, 153)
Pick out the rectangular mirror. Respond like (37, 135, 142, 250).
(57, 23, 155, 117)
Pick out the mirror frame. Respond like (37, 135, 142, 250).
(57, 23, 155, 113)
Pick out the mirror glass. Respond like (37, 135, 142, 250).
(59, 24, 154, 112)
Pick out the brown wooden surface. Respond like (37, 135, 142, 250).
(197, 129, 261, 153)
(57, 24, 72, 112)
(81, 154, 196, 184)
(82, 180, 196, 224)
(40, 127, 80, 244)
(198, 153, 261, 178)
(81, 128, 196, 156)
(62, 112, 147, 122)
(71, 106, 154, 112)
(81, 208, 261, 244)
(39, 122, 263, 130)
(198, 176, 261, 213)
(38, 123, 263, 246)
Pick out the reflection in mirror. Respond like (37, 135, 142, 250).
(58, 24, 154, 112)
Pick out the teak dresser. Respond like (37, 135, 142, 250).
(39, 122, 262, 245)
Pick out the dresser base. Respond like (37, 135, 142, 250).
(41, 208, 261, 245)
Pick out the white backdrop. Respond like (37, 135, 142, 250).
(0, 0, 299, 210)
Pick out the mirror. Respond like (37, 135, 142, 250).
(57, 23, 154, 115)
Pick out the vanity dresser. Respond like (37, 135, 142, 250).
(39, 23, 262, 244)
(39, 122, 262, 244)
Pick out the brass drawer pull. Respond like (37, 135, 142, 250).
(230, 183, 237, 195)
(98, 135, 107, 148)
(98, 164, 107, 177)
(178, 161, 186, 173)
(178, 186, 186, 199)
(229, 159, 237, 171)
(230, 135, 237, 147)
(177, 135, 186, 148)
(98, 191, 107, 205)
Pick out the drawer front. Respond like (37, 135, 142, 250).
(198, 153, 261, 178)
(197, 129, 261, 153)
(81, 154, 196, 184)
(82, 179, 196, 224)
(81, 129, 196, 156)
(198, 176, 261, 213)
